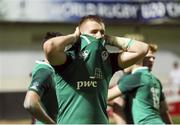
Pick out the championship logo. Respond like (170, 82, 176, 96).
(79, 50, 89, 60)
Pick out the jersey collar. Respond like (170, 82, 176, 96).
(132, 66, 148, 74)
(80, 34, 105, 50)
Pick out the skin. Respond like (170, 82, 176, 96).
(43, 20, 149, 68)
(24, 60, 56, 124)
(143, 50, 155, 71)
(24, 91, 55, 124)
(42, 16, 149, 124)
(79, 20, 105, 39)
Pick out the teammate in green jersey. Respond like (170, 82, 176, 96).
(43, 15, 149, 124)
(24, 32, 61, 124)
(108, 43, 173, 124)
(143, 43, 173, 124)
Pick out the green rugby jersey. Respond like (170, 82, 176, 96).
(28, 61, 58, 124)
(118, 67, 165, 124)
(53, 35, 119, 124)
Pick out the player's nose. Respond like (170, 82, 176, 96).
(95, 31, 104, 39)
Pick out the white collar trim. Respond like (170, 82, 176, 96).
(132, 66, 148, 74)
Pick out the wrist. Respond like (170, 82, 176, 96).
(106, 36, 134, 50)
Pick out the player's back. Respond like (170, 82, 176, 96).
(130, 68, 164, 124)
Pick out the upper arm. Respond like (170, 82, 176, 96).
(43, 38, 67, 66)
(118, 39, 149, 69)
(29, 68, 53, 97)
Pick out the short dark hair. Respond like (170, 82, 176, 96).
(43, 32, 62, 42)
(41, 32, 62, 48)
(78, 15, 104, 27)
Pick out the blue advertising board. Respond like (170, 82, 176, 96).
(0, 0, 180, 23)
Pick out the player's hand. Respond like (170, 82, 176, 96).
(107, 100, 115, 107)
(73, 26, 80, 43)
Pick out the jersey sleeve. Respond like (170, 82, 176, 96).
(117, 74, 141, 94)
(28, 68, 53, 97)
(53, 50, 74, 74)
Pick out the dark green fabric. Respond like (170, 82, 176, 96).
(55, 35, 114, 124)
(118, 67, 165, 124)
(29, 61, 58, 124)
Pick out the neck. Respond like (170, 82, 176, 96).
(132, 64, 142, 70)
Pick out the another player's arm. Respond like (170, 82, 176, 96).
(43, 27, 80, 66)
(112, 97, 127, 124)
(24, 68, 55, 124)
(24, 91, 55, 124)
(108, 74, 140, 104)
(108, 74, 140, 124)
(106, 36, 149, 68)
(160, 100, 173, 124)
(108, 85, 123, 103)
(158, 81, 173, 124)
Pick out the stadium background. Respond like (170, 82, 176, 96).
(0, 0, 180, 124)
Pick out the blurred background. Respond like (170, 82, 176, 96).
(0, 0, 180, 124)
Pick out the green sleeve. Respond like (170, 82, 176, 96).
(29, 68, 53, 97)
(117, 74, 141, 94)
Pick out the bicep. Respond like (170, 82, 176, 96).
(118, 52, 140, 69)
(117, 40, 148, 69)
(43, 39, 67, 65)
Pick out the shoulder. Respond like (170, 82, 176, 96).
(32, 61, 54, 75)
(119, 73, 138, 83)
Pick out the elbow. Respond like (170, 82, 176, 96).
(43, 40, 57, 62)
(23, 99, 32, 111)
(23, 99, 39, 114)
(135, 42, 149, 59)
(43, 40, 54, 56)
(23, 93, 39, 112)
(140, 43, 149, 57)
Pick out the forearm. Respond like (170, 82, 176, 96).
(106, 35, 149, 68)
(160, 101, 173, 124)
(106, 35, 133, 50)
(160, 111, 173, 124)
(43, 34, 77, 65)
(43, 27, 80, 65)
(28, 102, 55, 124)
(44, 33, 77, 53)
(106, 35, 148, 55)
(24, 91, 55, 124)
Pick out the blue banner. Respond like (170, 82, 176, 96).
(0, 0, 180, 23)
(46, 0, 180, 23)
